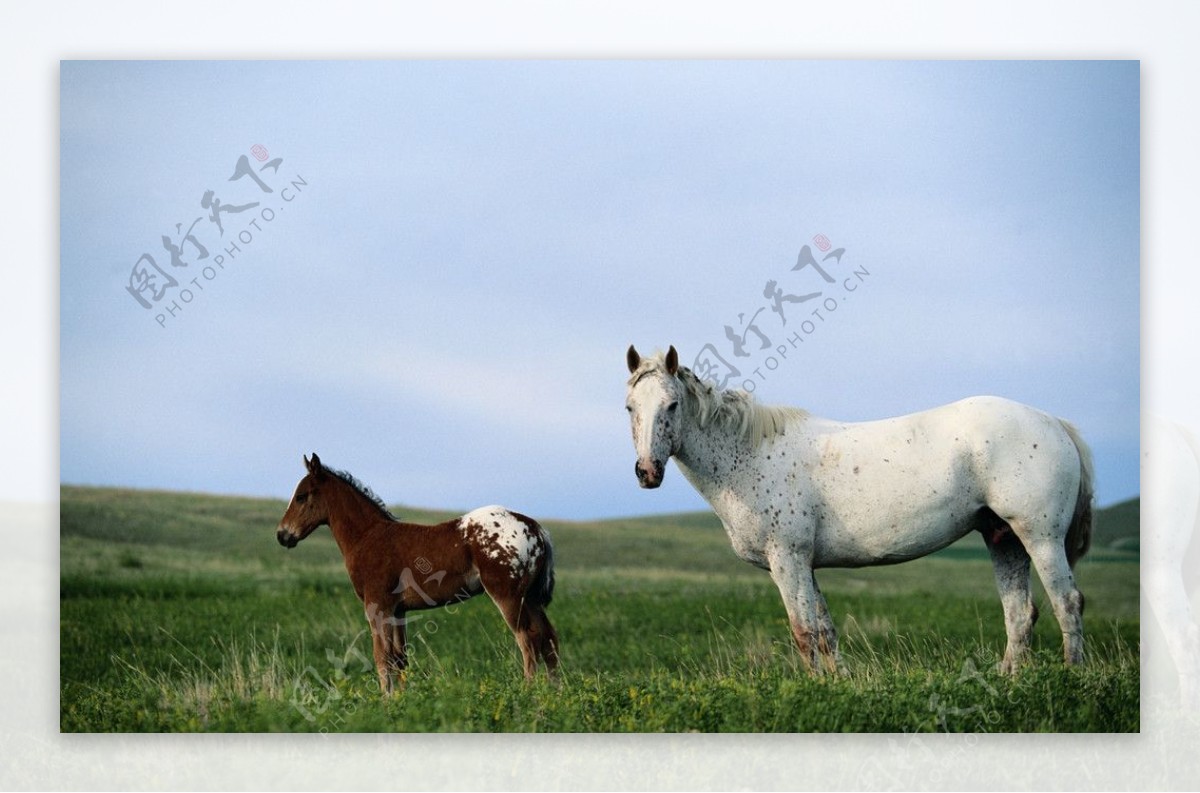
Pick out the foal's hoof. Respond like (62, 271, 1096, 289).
(997, 654, 1031, 675)
(798, 658, 831, 676)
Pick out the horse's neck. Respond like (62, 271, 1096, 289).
(675, 418, 756, 514)
(325, 485, 390, 560)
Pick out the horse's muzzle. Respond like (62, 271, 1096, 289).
(277, 529, 299, 548)
(635, 459, 664, 489)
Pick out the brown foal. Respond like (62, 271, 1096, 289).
(276, 454, 558, 694)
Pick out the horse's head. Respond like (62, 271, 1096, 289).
(625, 344, 686, 489)
(277, 453, 331, 548)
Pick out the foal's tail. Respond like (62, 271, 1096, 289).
(1059, 418, 1095, 568)
(530, 528, 556, 608)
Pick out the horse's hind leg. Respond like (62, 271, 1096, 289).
(527, 605, 560, 677)
(1022, 527, 1085, 665)
(984, 528, 1039, 674)
(496, 597, 539, 679)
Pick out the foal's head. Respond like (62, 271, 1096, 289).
(277, 453, 332, 548)
(625, 345, 686, 489)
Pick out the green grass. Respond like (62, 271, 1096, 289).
(60, 486, 1139, 732)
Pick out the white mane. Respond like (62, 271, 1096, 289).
(628, 352, 806, 447)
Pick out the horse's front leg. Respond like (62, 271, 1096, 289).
(367, 616, 391, 695)
(812, 577, 842, 674)
(365, 599, 403, 696)
(768, 550, 826, 674)
(389, 612, 409, 690)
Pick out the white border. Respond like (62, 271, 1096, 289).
(9, 1, 1197, 789)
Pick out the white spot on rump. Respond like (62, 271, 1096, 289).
(458, 505, 540, 574)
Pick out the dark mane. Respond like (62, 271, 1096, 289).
(326, 466, 396, 521)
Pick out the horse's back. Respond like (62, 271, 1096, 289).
(804, 395, 1083, 566)
(945, 396, 1083, 504)
(841, 395, 1078, 476)
(457, 505, 550, 579)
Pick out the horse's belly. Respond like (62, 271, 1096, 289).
(812, 510, 976, 568)
(805, 441, 986, 567)
(398, 569, 483, 610)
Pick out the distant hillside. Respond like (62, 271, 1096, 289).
(59, 486, 1138, 583)
(1092, 497, 1139, 552)
(58, 486, 758, 582)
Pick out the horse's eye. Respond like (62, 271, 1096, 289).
(297, 492, 309, 504)
(667, 401, 679, 412)
(625, 405, 633, 413)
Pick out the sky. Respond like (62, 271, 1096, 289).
(60, 60, 1140, 520)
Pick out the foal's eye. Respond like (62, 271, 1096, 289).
(296, 492, 309, 504)
(667, 401, 679, 412)
(625, 405, 633, 413)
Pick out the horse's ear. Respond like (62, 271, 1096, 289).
(665, 345, 679, 376)
(307, 453, 322, 474)
(627, 344, 641, 374)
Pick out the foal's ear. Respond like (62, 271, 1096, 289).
(626, 344, 641, 374)
(306, 453, 322, 474)
(665, 345, 679, 376)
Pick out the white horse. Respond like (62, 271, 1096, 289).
(624, 345, 1094, 674)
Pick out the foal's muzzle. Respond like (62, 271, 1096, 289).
(635, 459, 665, 489)
(276, 528, 299, 548)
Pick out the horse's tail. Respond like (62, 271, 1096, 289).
(530, 527, 556, 608)
(1059, 418, 1095, 568)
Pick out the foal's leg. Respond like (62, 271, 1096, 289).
(365, 599, 405, 695)
(388, 613, 409, 689)
(769, 553, 824, 673)
(495, 597, 539, 679)
(1021, 526, 1086, 665)
(526, 605, 560, 677)
(367, 615, 393, 695)
(984, 530, 1039, 674)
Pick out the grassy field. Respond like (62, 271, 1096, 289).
(60, 486, 1139, 732)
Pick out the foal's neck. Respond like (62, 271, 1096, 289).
(325, 482, 392, 559)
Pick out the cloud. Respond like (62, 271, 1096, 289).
(60, 61, 1140, 515)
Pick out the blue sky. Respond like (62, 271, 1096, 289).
(60, 60, 1139, 520)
